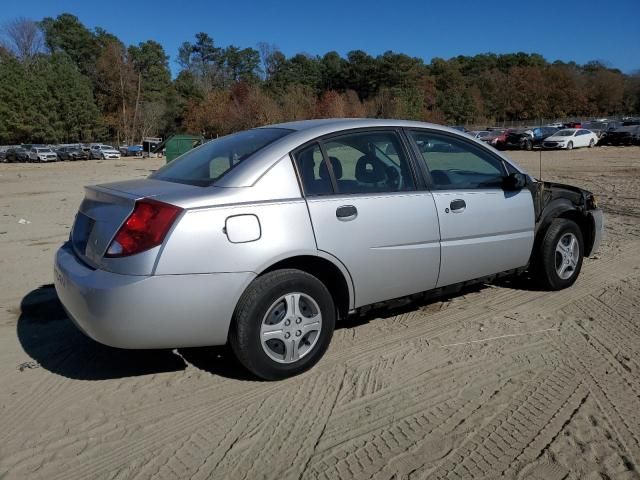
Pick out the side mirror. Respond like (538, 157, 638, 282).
(502, 172, 527, 191)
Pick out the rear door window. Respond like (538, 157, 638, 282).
(321, 131, 415, 194)
(293, 143, 334, 195)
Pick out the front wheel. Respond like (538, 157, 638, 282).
(229, 269, 336, 380)
(524, 140, 533, 151)
(567, 141, 574, 150)
(534, 218, 584, 290)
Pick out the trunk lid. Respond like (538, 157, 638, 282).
(72, 186, 136, 267)
(71, 178, 206, 271)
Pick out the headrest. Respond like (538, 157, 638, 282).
(298, 148, 316, 180)
(355, 154, 386, 183)
(320, 156, 343, 180)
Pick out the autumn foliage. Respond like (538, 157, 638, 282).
(1, 14, 639, 144)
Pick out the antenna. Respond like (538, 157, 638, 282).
(539, 144, 542, 182)
(538, 117, 544, 216)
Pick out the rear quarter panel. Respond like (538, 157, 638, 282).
(155, 200, 317, 275)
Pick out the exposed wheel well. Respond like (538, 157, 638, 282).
(557, 210, 594, 256)
(261, 256, 351, 321)
(536, 209, 595, 258)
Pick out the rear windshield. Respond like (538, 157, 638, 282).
(151, 128, 292, 186)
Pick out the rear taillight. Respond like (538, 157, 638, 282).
(105, 198, 183, 258)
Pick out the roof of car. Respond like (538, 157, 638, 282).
(216, 118, 527, 188)
(265, 118, 460, 133)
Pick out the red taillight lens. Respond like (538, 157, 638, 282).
(105, 198, 183, 258)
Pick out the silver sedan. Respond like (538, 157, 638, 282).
(54, 119, 603, 379)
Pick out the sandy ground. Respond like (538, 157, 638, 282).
(0, 147, 639, 479)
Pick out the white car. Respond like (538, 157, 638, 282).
(90, 145, 121, 159)
(542, 129, 598, 150)
(469, 130, 491, 140)
(29, 147, 58, 162)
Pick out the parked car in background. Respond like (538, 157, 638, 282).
(451, 125, 469, 133)
(482, 129, 509, 149)
(563, 122, 582, 129)
(600, 125, 640, 145)
(54, 119, 603, 380)
(5, 147, 30, 162)
(469, 130, 491, 140)
(126, 145, 143, 157)
(546, 122, 565, 129)
(29, 147, 58, 162)
(57, 146, 89, 161)
(505, 127, 558, 150)
(581, 121, 608, 138)
(90, 145, 121, 159)
(542, 129, 598, 149)
(117, 145, 143, 156)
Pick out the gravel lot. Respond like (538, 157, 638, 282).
(1, 147, 639, 479)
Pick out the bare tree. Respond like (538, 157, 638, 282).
(257, 41, 281, 80)
(139, 101, 165, 141)
(1, 17, 44, 62)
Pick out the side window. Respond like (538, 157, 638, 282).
(322, 131, 415, 194)
(293, 143, 333, 196)
(409, 130, 506, 189)
(577, 130, 587, 136)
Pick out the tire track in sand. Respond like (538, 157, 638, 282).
(1, 241, 639, 479)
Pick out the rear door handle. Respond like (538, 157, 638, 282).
(336, 205, 357, 221)
(449, 199, 466, 213)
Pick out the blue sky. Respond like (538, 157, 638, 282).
(2, 0, 639, 73)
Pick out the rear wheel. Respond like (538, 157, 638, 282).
(589, 139, 595, 148)
(229, 269, 335, 380)
(535, 218, 584, 290)
(524, 140, 533, 151)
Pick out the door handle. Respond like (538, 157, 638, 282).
(336, 205, 357, 221)
(449, 199, 466, 213)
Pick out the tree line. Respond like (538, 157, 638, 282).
(1, 13, 639, 144)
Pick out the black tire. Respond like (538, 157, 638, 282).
(524, 140, 533, 151)
(588, 139, 595, 148)
(229, 269, 336, 380)
(534, 218, 584, 290)
(567, 141, 573, 150)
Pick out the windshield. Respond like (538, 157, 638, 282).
(102, 145, 114, 150)
(37, 148, 53, 152)
(151, 128, 293, 186)
(555, 130, 575, 137)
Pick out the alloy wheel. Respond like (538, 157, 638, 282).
(260, 292, 323, 364)
(555, 232, 579, 280)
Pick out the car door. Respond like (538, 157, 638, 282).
(407, 129, 535, 288)
(292, 129, 441, 308)
(577, 129, 591, 147)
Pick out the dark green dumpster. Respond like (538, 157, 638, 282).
(163, 134, 203, 163)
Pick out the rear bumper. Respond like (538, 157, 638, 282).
(587, 208, 604, 256)
(54, 243, 255, 349)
